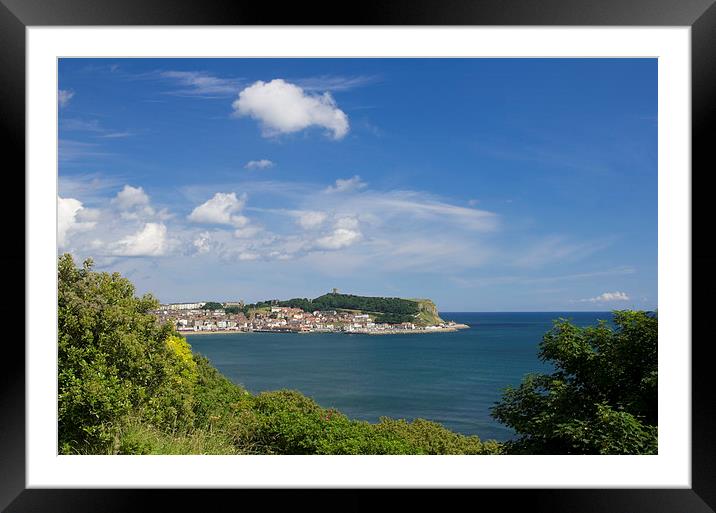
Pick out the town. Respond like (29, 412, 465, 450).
(152, 301, 468, 335)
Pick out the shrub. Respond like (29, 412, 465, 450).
(491, 310, 657, 455)
(58, 254, 196, 453)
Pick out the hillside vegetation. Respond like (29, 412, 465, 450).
(58, 254, 498, 455)
(243, 292, 446, 325)
(58, 253, 657, 455)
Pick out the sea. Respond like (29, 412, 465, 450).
(185, 311, 614, 441)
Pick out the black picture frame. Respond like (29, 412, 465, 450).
(3, 0, 713, 511)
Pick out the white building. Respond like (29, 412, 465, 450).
(161, 302, 206, 311)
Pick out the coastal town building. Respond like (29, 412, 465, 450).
(151, 303, 466, 335)
(161, 302, 206, 311)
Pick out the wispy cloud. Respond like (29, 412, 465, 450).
(451, 266, 636, 288)
(58, 89, 74, 108)
(295, 74, 379, 92)
(159, 70, 244, 98)
(58, 139, 113, 162)
(59, 173, 125, 201)
(512, 235, 614, 268)
(61, 118, 132, 139)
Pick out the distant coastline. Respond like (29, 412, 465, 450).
(182, 323, 470, 337)
(158, 292, 466, 337)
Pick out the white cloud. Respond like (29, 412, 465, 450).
(188, 192, 249, 228)
(112, 185, 150, 210)
(232, 79, 349, 139)
(57, 196, 96, 247)
(579, 291, 630, 303)
(324, 175, 366, 193)
(313, 215, 362, 250)
(193, 231, 211, 254)
(294, 210, 328, 229)
(112, 185, 157, 220)
(245, 159, 275, 170)
(112, 223, 168, 257)
(315, 228, 362, 250)
(76, 207, 101, 223)
(58, 89, 74, 108)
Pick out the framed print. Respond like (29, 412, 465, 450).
(3, 0, 715, 511)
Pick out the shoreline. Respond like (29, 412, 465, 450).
(181, 324, 469, 337)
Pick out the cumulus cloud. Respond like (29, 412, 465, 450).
(294, 210, 328, 229)
(232, 79, 349, 139)
(187, 192, 249, 228)
(112, 223, 168, 256)
(579, 291, 630, 303)
(58, 196, 96, 247)
(58, 89, 74, 108)
(324, 175, 366, 193)
(113, 185, 150, 210)
(111, 185, 157, 220)
(245, 159, 275, 170)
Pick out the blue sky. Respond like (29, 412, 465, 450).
(57, 58, 657, 311)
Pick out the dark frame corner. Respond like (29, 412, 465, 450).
(3, 0, 714, 511)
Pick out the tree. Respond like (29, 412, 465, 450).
(490, 310, 657, 455)
(201, 302, 223, 311)
(58, 253, 196, 454)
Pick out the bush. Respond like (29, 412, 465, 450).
(58, 254, 196, 453)
(490, 311, 657, 455)
(243, 390, 499, 455)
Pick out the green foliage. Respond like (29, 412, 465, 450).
(58, 254, 501, 455)
(242, 390, 499, 455)
(113, 415, 240, 455)
(375, 418, 502, 455)
(307, 293, 421, 316)
(201, 302, 223, 310)
(224, 305, 241, 314)
(374, 312, 415, 324)
(490, 311, 658, 455)
(58, 253, 195, 453)
(242, 293, 423, 323)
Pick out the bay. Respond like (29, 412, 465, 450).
(186, 311, 614, 441)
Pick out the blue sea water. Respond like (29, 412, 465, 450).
(186, 311, 614, 441)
